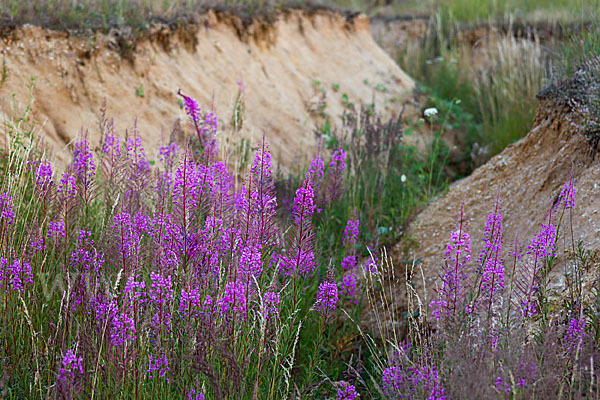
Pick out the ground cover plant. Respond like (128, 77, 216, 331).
(1, 82, 599, 399)
(0, 87, 451, 398)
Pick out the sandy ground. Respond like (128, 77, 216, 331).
(0, 10, 415, 169)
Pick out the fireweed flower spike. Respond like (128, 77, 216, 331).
(0, 192, 15, 225)
(430, 205, 471, 321)
(314, 280, 338, 318)
(327, 148, 347, 201)
(57, 348, 83, 397)
(178, 90, 219, 160)
(473, 198, 505, 316)
(517, 219, 557, 318)
(280, 175, 317, 278)
(336, 381, 359, 399)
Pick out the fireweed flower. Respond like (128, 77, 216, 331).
(280, 178, 317, 277)
(48, 219, 67, 240)
(495, 377, 511, 394)
(564, 316, 586, 352)
(262, 291, 280, 320)
(35, 160, 53, 189)
(58, 348, 83, 383)
(0, 257, 6, 291)
(57, 171, 78, 202)
(556, 177, 577, 211)
(340, 272, 358, 302)
(70, 230, 103, 277)
(72, 134, 96, 182)
(217, 281, 247, 317)
(341, 255, 357, 271)
(159, 141, 180, 168)
(329, 149, 347, 171)
(307, 155, 325, 184)
(314, 280, 338, 318)
(327, 149, 347, 201)
(149, 271, 175, 329)
(148, 352, 170, 381)
(127, 135, 151, 174)
(337, 381, 359, 400)
(6, 259, 33, 292)
(239, 245, 263, 277)
(342, 219, 359, 246)
(478, 209, 505, 309)
(519, 221, 557, 318)
(179, 284, 202, 320)
(0, 192, 15, 224)
(110, 307, 137, 347)
(430, 213, 471, 321)
(187, 389, 205, 400)
(179, 91, 219, 159)
(292, 178, 316, 223)
(527, 223, 557, 259)
(103, 134, 121, 157)
(381, 363, 445, 400)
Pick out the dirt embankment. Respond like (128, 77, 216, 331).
(0, 10, 414, 167)
(377, 95, 600, 335)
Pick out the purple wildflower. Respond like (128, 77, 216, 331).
(307, 155, 325, 185)
(149, 271, 174, 329)
(159, 141, 180, 169)
(556, 177, 577, 211)
(520, 299, 537, 318)
(35, 160, 53, 189)
(527, 223, 557, 259)
(340, 272, 358, 302)
(263, 291, 281, 320)
(337, 381, 359, 399)
(72, 133, 96, 183)
(314, 280, 338, 318)
(58, 348, 83, 383)
(292, 178, 316, 223)
(382, 364, 446, 400)
(564, 316, 586, 352)
(430, 209, 471, 321)
(57, 171, 78, 202)
(148, 352, 169, 381)
(495, 377, 511, 394)
(364, 248, 378, 274)
(239, 245, 263, 277)
(329, 149, 347, 171)
(280, 177, 317, 278)
(110, 308, 137, 347)
(187, 389, 206, 400)
(0, 192, 15, 224)
(48, 219, 67, 240)
(6, 259, 33, 292)
(478, 206, 505, 313)
(341, 255, 357, 271)
(103, 134, 121, 157)
(217, 281, 247, 317)
(326, 148, 347, 201)
(342, 219, 359, 246)
(179, 285, 202, 320)
(126, 135, 151, 174)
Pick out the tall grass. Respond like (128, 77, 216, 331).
(439, 0, 599, 24)
(399, 12, 553, 167)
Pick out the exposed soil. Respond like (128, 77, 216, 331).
(367, 95, 600, 337)
(0, 10, 414, 168)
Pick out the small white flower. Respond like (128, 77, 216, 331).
(424, 107, 438, 118)
(401, 174, 407, 183)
